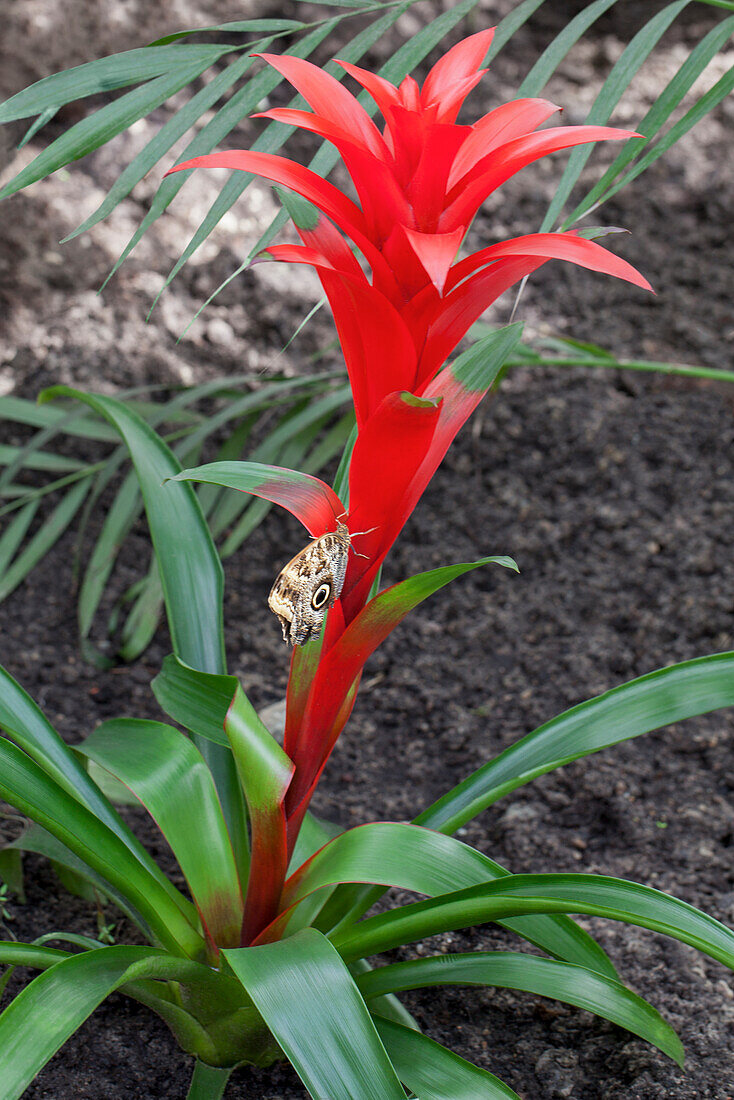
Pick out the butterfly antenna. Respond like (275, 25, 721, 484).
(349, 524, 378, 559)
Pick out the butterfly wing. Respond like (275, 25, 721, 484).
(268, 528, 350, 646)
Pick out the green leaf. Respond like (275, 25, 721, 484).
(77, 470, 142, 640)
(0, 480, 89, 602)
(18, 106, 59, 148)
(575, 56, 734, 213)
(152, 654, 239, 748)
(225, 929, 406, 1100)
(186, 1062, 233, 1100)
(0, 443, 87, 474)
(117, 558, 164, 662)
(0, 738, 203, 958)
(78, 719, 244, 948)
(486, 0, 547, 63)
(150, 18, 304, 46)
(284, 823, 616, 980)
(519, 0, 620, 95)
(38, 389, 225, 668)
(541, 0, 691, 231)
(63, 49, 260, 241)
(417, 651, 734, 835)
(0, 662, 190, 916)
(565, 15, 734, 226)
(0, 396, 115, 441)
(0, 62, 223, 201)
(332, 873, 734, 974)
(0, 45, 232, 123)
(0, 499, 39, 578)
(39, 387, 246, 872)
(6, 823, 150, 934)
(360, 952, 683, 1065)
(0, 849, 24, 903)
(0, 943, 235, 1099)
(375, 1017, 522, 1100)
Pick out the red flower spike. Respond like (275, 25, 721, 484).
(169, 31, 653, 871)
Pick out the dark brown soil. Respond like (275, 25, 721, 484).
(1, 2, 733, 1098)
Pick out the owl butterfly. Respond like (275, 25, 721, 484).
(268, 521, 372, 646)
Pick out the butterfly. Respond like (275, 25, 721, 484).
(268, 521, 374, 646)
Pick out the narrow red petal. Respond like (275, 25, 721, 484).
(421, 28, 496, 107)
(256, 53, 389, 161)
(416, 255, 549, 385)
(289, 211, 364, 279)
(253, 106, 380, 159)
(266, 253, 417, 425)
(433, 71, 487, 124)
(440, 126, 640, 230)
(166, 151, 399, 291)
(334, 59, 401, 118)
(166, 150, 365, 238)
(449, 98, 561, 185)
(446, 232, 652, 293)
(403, 226, 465, 295)
(398, 74, 422, 111)
(408, 122, 472, 230)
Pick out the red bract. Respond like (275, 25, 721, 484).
(167, 29, 651, 928)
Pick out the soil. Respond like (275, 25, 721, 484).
(0, 1, 733, 1098)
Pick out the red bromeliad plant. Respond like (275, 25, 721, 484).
(167, 28, 651, 940)
(3, 29, 734, 1100)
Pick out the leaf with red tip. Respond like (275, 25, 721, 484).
(441, 126, 640, 231)
(421, 28, 496, 111)
(150, 654, 295, 946)
(446, 231, 653, 293)
(412, 322, 525, 514)
(168, 461, 345, 537)
(276, 188, 375, 283)
(77, 719, 244, 950)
